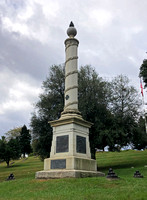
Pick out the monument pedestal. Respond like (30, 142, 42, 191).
(35, 115, 105, 179)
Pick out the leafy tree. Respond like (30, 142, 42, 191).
(107, 75, 141, 150)
(30, 66, 142, 159)
(30, 65, 65, 160)
(19, 125, 32, 158)
(5, 127, 22, 140)
(0, 136, 20, 167)
(31, 65, 110, 159)
(132, 116, 147, 150)
(139, 59, 147, 88)
(78, 66, 111, 157)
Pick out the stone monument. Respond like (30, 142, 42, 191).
(36, 22, 104, 178)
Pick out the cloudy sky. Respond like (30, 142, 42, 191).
(0, 0, 147, 137)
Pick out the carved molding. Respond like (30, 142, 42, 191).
(64, 101, 78, 108)
(65, 85, 78, 93)
(65, 70, 78, 78)
(65, 56, 78, 65)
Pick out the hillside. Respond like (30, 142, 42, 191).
(0, 150, 147, 200)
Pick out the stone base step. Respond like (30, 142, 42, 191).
(35, 170, 105, 179)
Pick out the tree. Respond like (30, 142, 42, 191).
(78, 66, 111, 157)
(31, 65, 110, 159)
(30, 65, 65, 160)
(132, 116, 147, 150)
(139, 59, 147, 88)
(107, 75, 141, 150)
(0, 136, 20, 167)
(30, 115, 53, 160)
(19, 125, 32, 158)
(5, 127, 22, 140)
(30, 65, 142, 159)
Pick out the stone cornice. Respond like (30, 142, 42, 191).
(49, 115, 93, 128)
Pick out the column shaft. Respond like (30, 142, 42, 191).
(64, 38, 79, 113)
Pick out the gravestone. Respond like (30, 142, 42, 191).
(106, 168, 119, 179)
(133, 170, 144, 178)
(6, 173, 15, 181)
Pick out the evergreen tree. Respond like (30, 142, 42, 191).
(19, 125, 32, 158)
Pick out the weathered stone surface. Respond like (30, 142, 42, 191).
(36, 170, 105, 179)
(49, 122, 91, 159)
(44, 156, 97, 172)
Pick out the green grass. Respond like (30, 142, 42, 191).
(0, 150, 147, 200)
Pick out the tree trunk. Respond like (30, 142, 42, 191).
(6, 161, 9, 167)
(91, 147, 96, 160)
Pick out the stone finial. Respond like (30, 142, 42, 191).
(69, 21, 74, 27)
(67, 21, 77, 38)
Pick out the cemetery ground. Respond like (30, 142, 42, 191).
(0, 150, 147, 200)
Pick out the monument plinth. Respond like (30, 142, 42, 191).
(35, 22, 104, 178)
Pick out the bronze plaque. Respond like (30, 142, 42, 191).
(56, 135, 69, 153)
(76, 135, 86, 154)
(51, 159, 66, 169)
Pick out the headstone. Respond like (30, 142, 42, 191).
(133, 170, 143, 178)
(6, 173, 15, 181)
(106, 168, 119, 179)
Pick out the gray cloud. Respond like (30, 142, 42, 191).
(0, 0, 147, 136)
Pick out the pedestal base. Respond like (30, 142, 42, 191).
(35, 115, 105, 179)
(35, 170, 105, 179)
(44, 156, 97, 171)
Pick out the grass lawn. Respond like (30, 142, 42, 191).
(0, 150, 147, 200)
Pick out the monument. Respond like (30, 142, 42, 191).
(36, 22, 104, 178)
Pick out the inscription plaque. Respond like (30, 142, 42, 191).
(51, 159, 66, 169)
(76, 135, 86, 154)
(56, 135, 69, 153)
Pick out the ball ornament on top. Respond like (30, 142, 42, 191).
(67, 21, 77, 38)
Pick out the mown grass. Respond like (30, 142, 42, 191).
(0, 150, 147, 200)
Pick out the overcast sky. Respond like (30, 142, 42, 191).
(0, 0, 147, 137)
